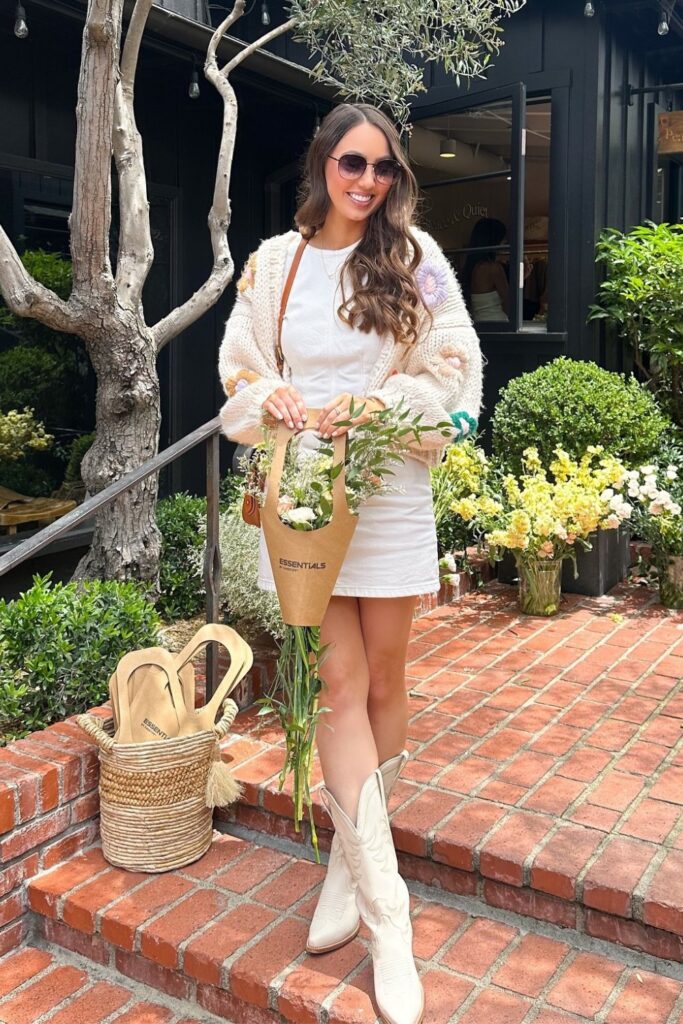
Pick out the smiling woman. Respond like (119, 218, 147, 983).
(217, 101, 483, 1024)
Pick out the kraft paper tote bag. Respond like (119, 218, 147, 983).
(260, 409, 358, 627)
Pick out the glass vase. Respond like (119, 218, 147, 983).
(659, 554, 683, 610)
(516, 556, 563, 616)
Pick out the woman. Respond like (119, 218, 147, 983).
(460, 217, 509, 322)
(218, 103, 482, 1024)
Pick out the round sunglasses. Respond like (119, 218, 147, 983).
(328, 152, 402, 185)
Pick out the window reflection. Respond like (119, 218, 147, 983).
(411, 97, 551, 328)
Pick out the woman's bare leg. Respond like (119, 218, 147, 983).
(315, 595, 379, 823)
(360, 596, 417, 764)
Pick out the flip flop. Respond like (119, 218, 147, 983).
(114, 648, 186, 744)
(171, 624, 253, 734)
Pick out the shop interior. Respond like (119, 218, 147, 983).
(409, 98, 551, 328)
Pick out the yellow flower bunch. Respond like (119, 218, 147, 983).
(441, 441, 487, 497)
(450, 444, 631, 574)
(0, 408, 52, 462)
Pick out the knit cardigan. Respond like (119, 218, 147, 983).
(217, 226, 484, 469)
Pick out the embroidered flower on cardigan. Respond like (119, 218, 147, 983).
(416, 259, 448, 309)
(224, 368, 261, 398)
(237, 251, 258, 293)
(438, 343, 468, 378)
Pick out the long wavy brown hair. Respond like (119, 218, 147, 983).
(294, 103, 427, 349)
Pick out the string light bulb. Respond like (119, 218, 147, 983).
(583, 1, 595, 16)
(14, 2, 29, 38)
(188, 66, 200, 100)
(260, 1, 270, 26)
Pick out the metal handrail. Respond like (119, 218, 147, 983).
(0, 416, 226, 697)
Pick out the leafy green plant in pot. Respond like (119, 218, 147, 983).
(588, 221, 683, 428)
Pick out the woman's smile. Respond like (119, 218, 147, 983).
(346, 190, 374, 207)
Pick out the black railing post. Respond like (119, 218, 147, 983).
(204, 431, 222, 700)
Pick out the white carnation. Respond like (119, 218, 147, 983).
(283, 506, 316, 525)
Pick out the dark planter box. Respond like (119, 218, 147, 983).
(496, 525, 631, 598)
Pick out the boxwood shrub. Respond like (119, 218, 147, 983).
(492, 356, 669, 476)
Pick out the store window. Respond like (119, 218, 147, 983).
(410, 92, 551, 332)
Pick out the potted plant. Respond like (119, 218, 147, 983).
(624, 449, 683, 609)
(452, 444, 631, 616)
(588, 221, 683, 429)
(431, 438, 492, 594)
(491, 356, 668, 595)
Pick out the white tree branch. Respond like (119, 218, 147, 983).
(152, 1, 262, 351)
(113, 0, 155, 313)
(0, 226, 83, 335)
(70, 0, 120, 300)
(221, 16, 296, 75)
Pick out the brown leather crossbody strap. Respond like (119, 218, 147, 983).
(276, 234, 309, 375)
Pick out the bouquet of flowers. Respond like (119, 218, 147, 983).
(451, 444, 631, 573)
(623, 453, 683, 606)
(242, 399, 451, 859)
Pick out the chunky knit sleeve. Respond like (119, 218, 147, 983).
(367, 230, 484, 455)
(217, 248, 283, 447)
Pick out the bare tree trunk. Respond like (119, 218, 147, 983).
(74, 315, 161, 581)
(0, 0, 293, 585)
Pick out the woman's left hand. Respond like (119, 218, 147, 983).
(315, 393, 385, 438)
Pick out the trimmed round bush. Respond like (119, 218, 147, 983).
(492, 356, 669, 475)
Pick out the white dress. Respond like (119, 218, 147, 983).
(470, 290, 508, 322)
(256, 235, 440, 598)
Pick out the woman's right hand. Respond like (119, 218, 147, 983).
(261, 384, 307, 430)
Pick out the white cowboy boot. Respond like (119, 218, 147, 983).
(306, 750, 409, 955)
(320, 768, 424, 1024)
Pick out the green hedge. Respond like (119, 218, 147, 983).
(0, 574, 160, 742)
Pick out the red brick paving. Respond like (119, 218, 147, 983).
(215, 580, 683, 960)
(8, 578, 683, 1022)
(20, 827, 683, 1024)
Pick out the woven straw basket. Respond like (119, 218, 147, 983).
(77, 700, 238, 873)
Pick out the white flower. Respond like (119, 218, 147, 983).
(283, 506, 316, 525)
(553, 524, 568, 540)
(604, 514, 621, 529)
(666, 465, 678, 480)
(600, 488, 615, 501)
(277, 495, 296, 516)
(439, 553, 457, 573)
(627, 483, 641, 498)
(639, 464, 657, 475)
(650, 501, 665, 516)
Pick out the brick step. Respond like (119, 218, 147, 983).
(213, 584, 683, 967)
(26, 838, 683, 1024)
(0, 943, 222, 1023)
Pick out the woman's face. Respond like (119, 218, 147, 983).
(324, 122, 395, 225)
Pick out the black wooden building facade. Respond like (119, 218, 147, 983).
(1, 0, 681, 498)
